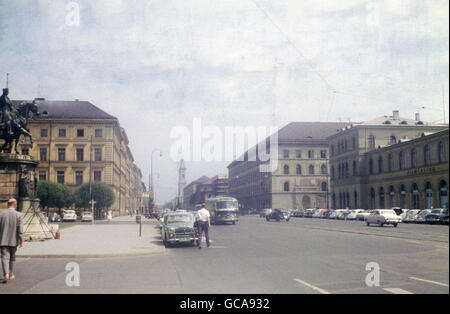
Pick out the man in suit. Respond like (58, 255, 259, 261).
(0, 198, 23, 284)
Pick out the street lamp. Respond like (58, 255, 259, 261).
(150, 149, 162, 207)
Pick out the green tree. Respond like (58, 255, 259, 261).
(74, 182, 115, 212)
(37, 181, 74, 215)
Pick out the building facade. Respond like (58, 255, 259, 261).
(11, 98, 144, 216)
(228, 122, 349, 211)
(183, 174, 229, 210)
(328, 111, 448, 210)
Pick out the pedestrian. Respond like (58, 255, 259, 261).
(0, 198, 23, 284)
(195, 203, 211, 249)
(107, 209, 113, 224)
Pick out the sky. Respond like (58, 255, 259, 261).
(0, 0, 448, 203)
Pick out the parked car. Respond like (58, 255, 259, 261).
(266, 209, 290, 222)
(425, 208, 449, 224)
(402, 209, 421, 223)
(329, 209, 346, 219)
(356, 210, 373, 221)
(303, 208, 316, 218)
(48, 212, 61, 222)
(62, 210, 77, 222)
(313, 209, 327, 218)
(365, 209, 402, 227)
(346, 209, 365, 220)
(161, 212, 198, 247)
(336, 210, 351, 220)
(260, 208, 272, 218)
(416, 209, 432, 224)
(322, 210, 333, 219)
(81, 211, 93, 222)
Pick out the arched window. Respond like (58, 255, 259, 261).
(389, 186, 395, 208)
(425, 182, 433, 209)
(399, 151, 404, 170)
(370, 188, 375, 209)
(424, 145, 430, 166)
(440, 180, 448, 209)
(346, 192, 350, 209)
(354, 191, 358, 208)
(321, 182, 327, 191)
(400, 184, 406, 208)
(352, 160, 357, 176)
(410, 148, 417, 168)
(332, 193, 336, 209)
(378, 156, 383, 173)
(379, 187, 385, 209)
(389, 135, 397, 144)
(284, 181, 290, 192)
(296, 164, 302, 175)
(412, 183, 419, 209)
(283, 165, 289, 175)
(368, 135, 375, 149)
(309, 165, 315, 175)
(369, 158, 374, 174)
(321, 164, 327, 175)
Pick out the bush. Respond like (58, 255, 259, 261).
(74, 182, 115, 210)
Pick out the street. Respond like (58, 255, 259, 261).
(1, 216, 448, 294)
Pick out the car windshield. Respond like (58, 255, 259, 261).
(431, 209, 442, 214)
(166, 214, 193, 224)
(216, 200, 238, 210)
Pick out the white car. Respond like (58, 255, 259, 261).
(63, 210, 77, 222)
(415, 209, 432, 224)
(402, 209, 421, 223)
(81, 211, 93, 222)
(366, 209, 402, 227)
(356, 210, 373, 221)
(346, 209, 365, 220)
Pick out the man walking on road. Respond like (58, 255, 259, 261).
(196, 203, 210, 249)
(0, 198, 23, 284)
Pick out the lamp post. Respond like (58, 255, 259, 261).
(150, 149, 162, 207)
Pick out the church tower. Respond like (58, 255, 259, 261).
(177, 159, 186, 208)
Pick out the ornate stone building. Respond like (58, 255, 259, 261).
(228, 122, 349, 210)
(10, 98, 144, 216)
(327, 111, 448, 210)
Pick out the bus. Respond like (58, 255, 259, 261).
(205, 196, 239, 225)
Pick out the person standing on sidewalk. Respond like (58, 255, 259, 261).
(196, 203, 210, 249)
(0, 198, 23, 284)
(107, 209, 113, 224)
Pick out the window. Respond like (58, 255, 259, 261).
(412, 183, 419, 209)
(59, 129, 66, 137)
(284, 182, 290, 192)
(76, 148, 84, 161)
(321, 182, 327, 191)
(378, 156, 383, 173)
(379, 187, 385, 209)
(388, 154, 393, 172)
(345, 162, 349, 177)
(321, 164, 327, 174)
(352, 137, 356, 150)
(331, 166, 335, 180)
(438, 141, 446, 163)
(295, 150, 302, 158)
(399, 151, 404, 170)
(330, 145, 335, 156)
(57, 171, 65, 184)
(309, 165, 315, 175)
(344, 140, 348, 152)
(75, 171, 83, 185)
(40, 129, 48, 137)
(354, 191, 358, 208)
(424, 145, 430, 166)
(94, 171, 102, 182)
(368, 135, 375, 149)
(283, 165, 289, 175)
(296, 164, 302, 175)
(369, 158, 374, 174)
(95, 129, 103, 137)
(389, 135, 397, 145)
(352, 160, 357, 176)
(410, 148, 417, 168)
(320, 150, 327, 159)
(40, 148, 47, 161)
(77, 129, 84, 137)
(94, 148, 102, 161)
(58, 148, 66, 161)
(389, 186, 395, 208)
(308, 150, 314, 159)
(400, 184, 406, 208)
(38, 171, 47, 181)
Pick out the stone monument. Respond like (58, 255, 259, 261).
(0, 87, 55, 241)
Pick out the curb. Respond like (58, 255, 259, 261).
(16, 248, 167, 259)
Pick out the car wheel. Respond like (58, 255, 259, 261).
(380, 223, 384, 227)
(393, 223, 398, 228)
(366, 222, 370, 226)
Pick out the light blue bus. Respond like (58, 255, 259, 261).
(205, 196, 239, 225)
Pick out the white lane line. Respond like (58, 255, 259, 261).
(409, 277, 449, 288)
(293, 278, 331, 294)
(383, 288, 414, 294)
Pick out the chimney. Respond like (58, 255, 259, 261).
(415, 112, 420, 121)
(393, 110, 399, 120)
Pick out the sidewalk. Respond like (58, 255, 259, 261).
(16, 216, 166, 258)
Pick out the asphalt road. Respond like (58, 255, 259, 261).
(1, 216, 448, 294)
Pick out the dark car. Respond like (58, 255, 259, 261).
(322, 210, 333, 219)
(161, 212, 198, 247)
(425, 208, 448, 224)
(266, 209, 290, 222)
(48, 213, 61, 222)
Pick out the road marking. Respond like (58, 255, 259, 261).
(409, 277, 449, 288)
(383, 288, 413, 294)
(293, 278, 331, 294)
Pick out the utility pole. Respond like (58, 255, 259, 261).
(89, 135, 94, 224)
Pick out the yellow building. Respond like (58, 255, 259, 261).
(10, 98, 144, 216)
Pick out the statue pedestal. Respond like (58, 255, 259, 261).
(0, 153, 55, 241)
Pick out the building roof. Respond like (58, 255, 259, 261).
(184, 175, 212, 190)
(12, 99, 117, 120)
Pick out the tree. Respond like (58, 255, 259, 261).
(37, 181, 74, 215)
(74, 182, 115, 213)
